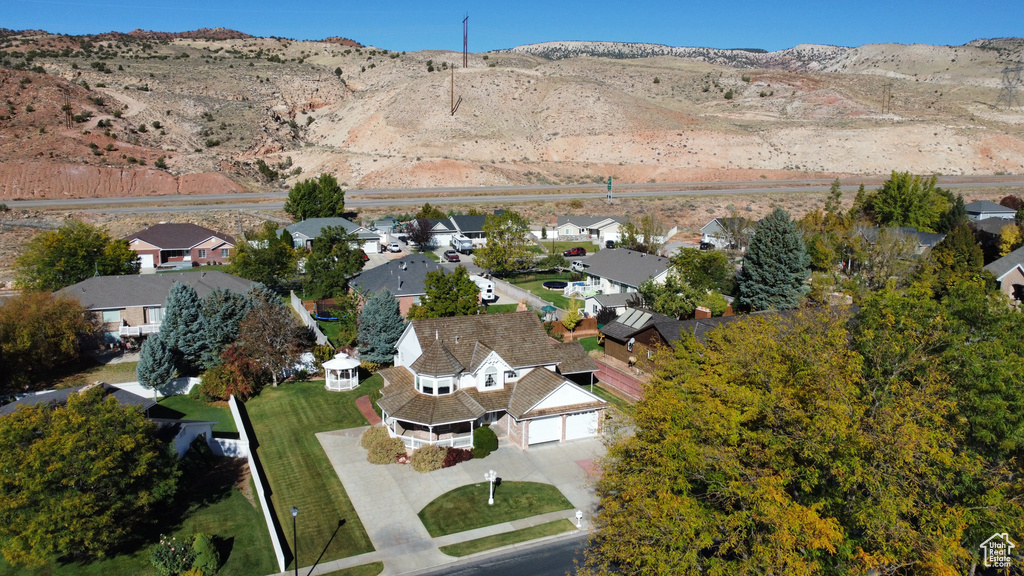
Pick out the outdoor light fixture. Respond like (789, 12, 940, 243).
(484, 469, 498, 505)
(290, 506, 299, 576)
(575, 509, 583, 528)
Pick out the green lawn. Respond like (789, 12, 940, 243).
(157, 395, 237, 433)
(577, 336, 602, 353)
(507, 272, 583, 311)
(323, 562, 384, 576)
(317, 320, 355, 348)
(0, 462, 276, 576)
(485, 304, 519, 314)
(54, 359, 140, 387)
(421, 250, 440, 261)
(592, 383, 635, 415)
(245, 376, 384, 567)
(439, 519, 577, 557)
(418, 481, 574, 537)
(540, 240, 600, 255)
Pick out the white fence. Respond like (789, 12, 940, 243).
(229, 396, 288, 572)
(290, 291, 330, 346)
(209, 438, 248, 458)
(491, 277, 565, 321)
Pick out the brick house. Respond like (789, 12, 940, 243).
(126, 223, 236, 270)
(984, 245, 1024, 303)
(377, 311, 605, 450)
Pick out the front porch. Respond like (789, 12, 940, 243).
(382, 416, 474, 450)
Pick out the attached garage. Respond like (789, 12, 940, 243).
(361, 237, 381, 254)
(564, 411, 599, 441)
(528, 416, 563, 445)
(139, 253, 155, 269)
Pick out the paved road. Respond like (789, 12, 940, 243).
(8, 176, 1024, 214)
(406, 533, 588, 576)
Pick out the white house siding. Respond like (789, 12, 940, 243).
(532, 383, 599, 411)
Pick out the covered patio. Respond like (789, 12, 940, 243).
(381, 415, 475, 450)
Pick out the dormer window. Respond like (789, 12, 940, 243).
(483, 366, 498, 388)
(504, 369, 518, 380)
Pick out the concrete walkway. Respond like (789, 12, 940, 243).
(266, 427, 605, 576)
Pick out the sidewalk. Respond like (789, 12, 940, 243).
(265, 428, 605, 576)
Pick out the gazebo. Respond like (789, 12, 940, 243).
(323, 352, 361, 391)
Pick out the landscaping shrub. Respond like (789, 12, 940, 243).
(443, 447, 473, 468)
(191, 532, 220, 575)
(312, 343, 335, 365)
(410, 444, 447, 472)
(360, 360, 382, 373)
(151, 535, 195, 576)
(360, 425, 390, 450)
(472, 425, 498, 459)
(368, 435, 406, 465)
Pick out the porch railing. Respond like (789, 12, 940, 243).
(119, 323, 161, 337)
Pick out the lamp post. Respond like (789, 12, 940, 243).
(290, 506, 299, 576)
(484, 469, 497, 506)
(575, 509, 583, 529)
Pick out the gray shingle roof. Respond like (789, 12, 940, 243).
(598, 307, 676, 341)
(583, 248, 670, 288)
(857, 226, 946, 248)
(449, 214, 488, 234)
(984, 246, 1024, 281)
(57, 271, 255, 310)
(349, 255, 447, 297)
(965, 200, 1015, 215)
(126, 223, 235, 250)
(592, 292, 634, 308)
(0, 383, 156, 417)
(553, 342, 598, 375)
(284, 218, 378, 241)
(409, 312, 563, 370)
(556, 215, 623, 228)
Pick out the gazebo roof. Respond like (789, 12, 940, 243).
(323, 352, 361, 370)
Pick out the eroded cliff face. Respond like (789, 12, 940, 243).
(0, 162, 241, 199)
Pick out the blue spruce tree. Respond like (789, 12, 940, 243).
(160, 281, 206, 371)
(737, 208, 810, 311)
(357, 289, 406, 365)
(200, 287, 252, 368)
(136, 332, 177, 399)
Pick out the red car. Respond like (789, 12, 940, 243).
(443, 250, 461, 262)
(563, 247, 587, 257)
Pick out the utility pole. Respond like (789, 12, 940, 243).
(462, 15, 469, 68)
(997, 62, 1023, 109)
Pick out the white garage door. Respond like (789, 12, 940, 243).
(564, 412, 598, 441)
(362, 239, 380, 254)
(528, 416, 562, 445)
(139, 254, 154, 268)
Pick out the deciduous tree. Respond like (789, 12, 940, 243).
(635, 274, 728, 319)
(357, 289, 406, 364)
(236, 293, 307, 386)
(407, 266, 481, 319)
(15, 220, 139, 291)
(737, 208, 810, 310)
(0, 386, 178, 565)
(303, 226, 365, 300)
(414, 202, 446, 219)
(405, 218, 434, 249)
(0, 291, 97, 391)
(474, 210, 534, 276)
(228, 221, 297, 287)
(619, 213, 666, 255)
(283, 173, 345, 220)
(868, 171, 950, 232)
(668, 248, 734, 293)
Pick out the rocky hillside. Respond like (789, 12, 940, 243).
(1, 31, 1023, 200)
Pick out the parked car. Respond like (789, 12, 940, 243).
(443, 250, 461, 262)
(388, 242, 402, 253)
(563, 246, 587, 257)
(605, 240, 615, 249)
(699, 241, 715, 251)
(570, 260, 589, 272)
(360, 250, 369, 261)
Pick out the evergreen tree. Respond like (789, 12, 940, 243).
(414, 202, 446, 219)
(925, 222, 988, 296)
(824, 177, 842, 214)
(936, 193, 968, 233)
(199, 288, 252, 368)
(357, 289, 406, 364)
(160, 282, 206, 371)
(737, 208, 810, 311)
(136, 332, 177, 399)
(283, 173, 345, 220)
(407, 266, 482, 319)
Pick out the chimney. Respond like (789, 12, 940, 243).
(723, 305, 734, 317)
(695, 306, 712, 319)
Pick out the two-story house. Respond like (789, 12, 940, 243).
(377, 312, 605, 450)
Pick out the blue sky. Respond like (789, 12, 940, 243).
(4, 0, 1022, 53)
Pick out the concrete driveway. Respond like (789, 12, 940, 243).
(315, 429, 605, 574)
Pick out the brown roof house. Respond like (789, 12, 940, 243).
(127, 223, 236, 270)
(984, 245, 1024, 303)
(377, 311, 605, 450)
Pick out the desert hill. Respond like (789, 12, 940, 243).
(1, 31, 1023, 199)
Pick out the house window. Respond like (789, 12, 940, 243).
(221, 248, 230, 258)
(418, 376, 434, 395)
(146, 307, 164, 323)
(101, 310, 120, 323)
(504, 370, 517, 380)
(437, 377, 451, 395)
(483, 366, 498, 388)
(647, 349, 654, 359)
(198, 249, 207, 258)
